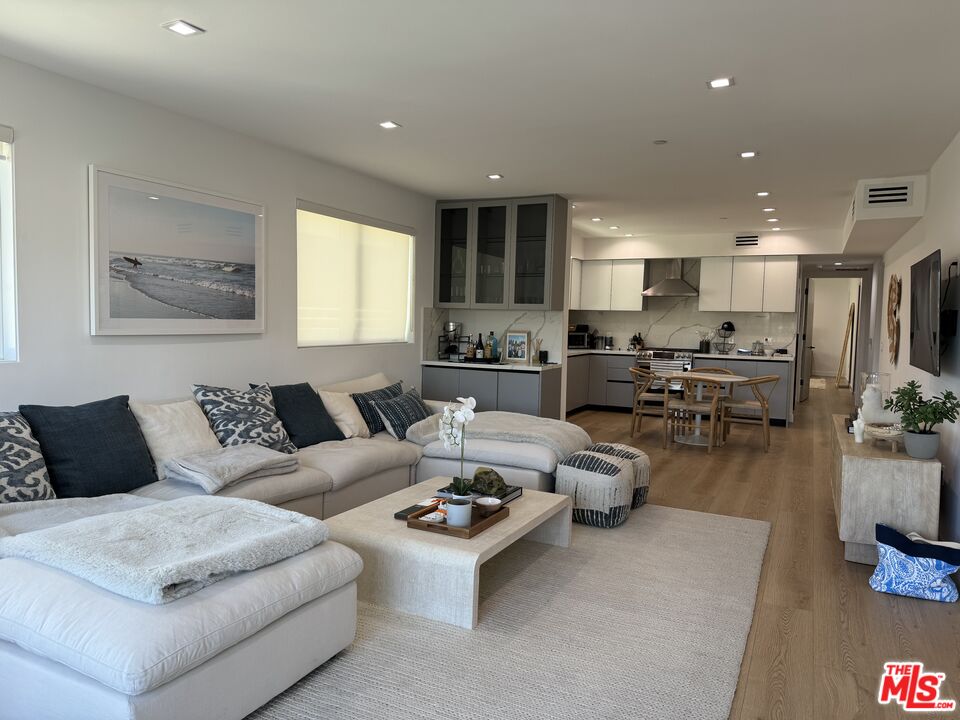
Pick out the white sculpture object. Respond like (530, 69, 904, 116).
(860, 382, 899, 424)
(852, 410, 866, 444)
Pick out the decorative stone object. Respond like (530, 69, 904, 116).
(584, 443, 651, 508)
(472, 466, 507, 496)
(556, 450, 636, 528)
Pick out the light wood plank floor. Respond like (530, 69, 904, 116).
(568, 386, 960, 720)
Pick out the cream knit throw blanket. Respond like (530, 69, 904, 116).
(0, 495, 328, 604)
(405, 410, 591, 462)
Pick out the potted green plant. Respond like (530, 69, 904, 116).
(884, 380, 960, 459)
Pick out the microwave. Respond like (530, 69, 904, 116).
(568, 332, 590, 349)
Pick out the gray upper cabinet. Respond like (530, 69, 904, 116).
(435, 203, 473, 308)
(435, 195, 568, 310)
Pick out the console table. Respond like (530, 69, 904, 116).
(830, 414, 941, 564)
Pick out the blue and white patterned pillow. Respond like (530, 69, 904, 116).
(0, 412, 56, 502)
(374, 388, 432, 440)
(191, 384, 296, 454)
(351, 382, 403, 435)
(869, 524, 960, 602)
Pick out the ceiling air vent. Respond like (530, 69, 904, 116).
(735, 234, 759, 248)
(865, 181, 913, 207)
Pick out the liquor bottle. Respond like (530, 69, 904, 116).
(465, 334, 475, 359)
(490, 331, 499, 359)
(484, 332, 493, 359)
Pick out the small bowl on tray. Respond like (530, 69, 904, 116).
(474, 497, 503, 517)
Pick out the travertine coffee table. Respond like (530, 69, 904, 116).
(325, 477, 572, 628)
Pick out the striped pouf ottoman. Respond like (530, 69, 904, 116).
(585, 443, 651, 508)
(555, 451, 636, 528)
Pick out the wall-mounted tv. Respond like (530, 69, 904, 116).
(909, 249, 941, 376)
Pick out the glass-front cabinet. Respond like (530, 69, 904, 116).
(511, 198, 551, 307)
(435, 203, 472, 307)
(474, 202, 510, 308)
(434, 195, 565, 310)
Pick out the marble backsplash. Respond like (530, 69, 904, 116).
(571, 298, 798, 354)
(422, 307, 565, 362)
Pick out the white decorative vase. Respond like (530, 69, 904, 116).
(446, 498, 473, 528)
(903, 431, 939, 460)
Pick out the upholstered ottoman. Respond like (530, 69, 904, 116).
(556, 450, 636, 528)
(584, 443, 651, 508)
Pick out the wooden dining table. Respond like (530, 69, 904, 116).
(661, 371, 750, 447)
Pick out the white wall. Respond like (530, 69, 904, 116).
(809, 278, 860, 376)
(881, 127, 960, 541)
(0, 56, 435, 407)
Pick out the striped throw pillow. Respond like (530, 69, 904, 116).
(351, 382, 403, 435)
(373, 388, 432, 440)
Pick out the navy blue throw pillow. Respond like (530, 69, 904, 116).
(251, 382, 344, 448)
(19, 395, 158, 498)
(351, 382, 403, 435)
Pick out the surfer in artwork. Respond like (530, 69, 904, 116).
(122, 256, 143, 268)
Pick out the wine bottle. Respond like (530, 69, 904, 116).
(475, 334, 485, 358)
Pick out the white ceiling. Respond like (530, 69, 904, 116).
(3, 0, 960, 240)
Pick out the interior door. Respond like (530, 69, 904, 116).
(798, 278, 815, 402)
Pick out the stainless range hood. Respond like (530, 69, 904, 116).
(641, 259, 698, 297)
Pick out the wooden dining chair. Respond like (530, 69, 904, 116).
(663, 374, 725, 453)
(628, 366, 662, 437)
(721, 375, 779, 451)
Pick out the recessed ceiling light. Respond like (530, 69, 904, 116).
(740, 151, 757, 159)
(609, 225, 620, 230)
(770, 227, 781, 231)
(378, 120, 401, 129)
(571, 204, 577, 209)
(707, 77, 734, 89)
(162, 19, 205, 36)
(486, 173, 504, 180)
(147, 196, 159, 200)
(762, 207, 776, 212)
(766, 218, 779, 222)
(834, 262, 843, 266)
(756, 191, 770, 197)
(653, 139, 668, 145)
(591, 217, 603, 222)
(625, 233, 634, 237)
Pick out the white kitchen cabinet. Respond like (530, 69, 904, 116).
(761, 255, 799, 312)
(698, 256, 733, 311)
(730, 256, 765, 312)
(569, 258, 582, 310)
(610, 259, 646, 311)
(580, 260, 613, 310)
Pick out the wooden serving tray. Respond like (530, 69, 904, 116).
(407, 503, 509, 539)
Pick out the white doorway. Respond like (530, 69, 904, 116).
(809, 277, 860, 388)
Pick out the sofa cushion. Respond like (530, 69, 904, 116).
(317, 372, 392, 394)
(351, 381, 403, 435)
(374, 388, 432, 440)
(317, 390, 370, 439)
(132, 464, 334, 506)
(0, 541, 362, 695)
(421, 438, 559, 474)
(192, 384, 296, 453)
(0, 412, 56, 502)
(258, 383, 344, 448)
(18, 396, 157, 498)
(129, 400, 221, 480)
(297, 436, 420, 491)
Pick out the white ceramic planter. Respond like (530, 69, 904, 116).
(903, 431, 940, 460)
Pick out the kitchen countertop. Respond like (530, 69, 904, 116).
(421, 360, 562, 373)
(566, 349, 795, 362)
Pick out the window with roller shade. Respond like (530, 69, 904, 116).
(0, 124, 17, 361)
(296, 201, 415, 347)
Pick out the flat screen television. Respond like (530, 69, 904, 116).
(909, 249, 941, 376)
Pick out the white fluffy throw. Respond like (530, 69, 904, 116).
(0, 496, 328, 604)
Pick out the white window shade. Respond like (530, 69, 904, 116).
(0, 124, 16, 361)
(297, 204, 414, 347)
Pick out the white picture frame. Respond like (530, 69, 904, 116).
(89, 166, 265, 335)
(505, 330, 531, 364)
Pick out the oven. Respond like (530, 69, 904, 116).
(635, 349, 693, 392)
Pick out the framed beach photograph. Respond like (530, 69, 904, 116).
(89, 167, 265, 335)
(505, 330, 531, 364)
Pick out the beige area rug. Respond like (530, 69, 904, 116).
(249, 505, 770, 720)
